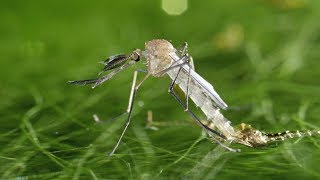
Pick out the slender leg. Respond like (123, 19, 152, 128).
(168, 66, 183, 91)
(169, 87, 239, 152)
(166, 55, 193, 111)
(188, 56, 195, 71)
(109, 71, 150, 156)
(68, 60, 136, 88)
(176, 42, 194, 70)
(177, 42, 188, 55)
(185, 63, 191, 111)
(184, 56, 195, 112)
(176, 43, 194, 111)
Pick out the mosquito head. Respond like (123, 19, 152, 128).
(130, 49, 141, 62)
(68, 49, 142, 87)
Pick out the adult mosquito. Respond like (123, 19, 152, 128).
(68, 39, 319, 156)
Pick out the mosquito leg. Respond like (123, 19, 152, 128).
(93, 61, 136, 88)
(176, 43, 194, 111)
(67, 78, 100, 86)
(136, 68, 148, 73)
(188, 56, 195, 71)
(169, 88, 239, 152)
(68, 60, 136, 88)
(108, 71, 138, 156)
(157, 53, 195, 114)
(176, 42, 194, 70)
(184, 56, 195, 112)
(166, 55, 193, 111)
(165, 54, 193, 92)
(109, 71, 150, 156)
(176, 42, 188, 55)
(169, 88, 224, 138)
(185, 62, 191, 112)
(168, 66, 183, 91)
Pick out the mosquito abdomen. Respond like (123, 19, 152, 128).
(166, 67, 237, 139)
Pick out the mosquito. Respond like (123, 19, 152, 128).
(68, 39, 319, 156)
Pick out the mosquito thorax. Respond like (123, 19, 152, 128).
(143, 39, 176, 76)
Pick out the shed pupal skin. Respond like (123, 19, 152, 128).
(231, 123, 320, 148)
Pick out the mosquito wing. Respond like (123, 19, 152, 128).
(170, 52, 228, 110)
(187, 67, 228, 110)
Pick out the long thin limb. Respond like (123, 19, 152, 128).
(175, 42, 194, 70)
(185, 62, 191, 111)
(165, 54, 193, 111)
(109, 71, 150, 156)
(169, 87, 239, 152)
(93, 61, 137, 88)
(168, 66, 183, 91)
(68, 60, 136, 88)
(188, 56, 195, 71)
(176, 42, 194, 111)
(185, 56, 195, 111)
(67, 78, 101, 86)
(176, 42, 188, 55)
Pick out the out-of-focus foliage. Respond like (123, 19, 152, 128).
(1, 0, 320, 179)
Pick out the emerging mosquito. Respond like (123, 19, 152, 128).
(68, 39, 319, 155)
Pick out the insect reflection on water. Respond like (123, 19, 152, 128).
(68, 39, 320, 156)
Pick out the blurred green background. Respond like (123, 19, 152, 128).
(1, 0, 320, 179)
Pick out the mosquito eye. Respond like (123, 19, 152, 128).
(134, 55, 140, 62)
(130, 52, 140, 62)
